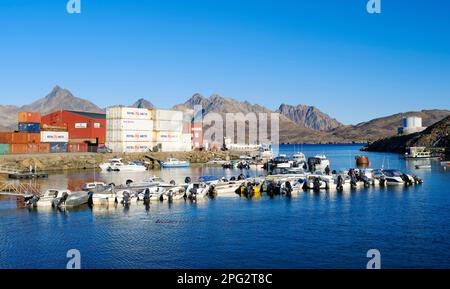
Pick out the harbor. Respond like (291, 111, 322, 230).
(1, 144, 449, 268)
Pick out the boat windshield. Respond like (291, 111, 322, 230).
(383, 170, 402, 177)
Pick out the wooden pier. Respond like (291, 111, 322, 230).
(0, 165, 48, 179)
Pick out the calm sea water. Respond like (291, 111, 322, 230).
(0, 144, 449, 269)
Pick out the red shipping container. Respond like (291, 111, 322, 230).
(68, 143, 88, 153)
(27, 143, 39, 154)
(18, 112, 41, 123)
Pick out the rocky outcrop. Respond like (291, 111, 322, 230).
(363, 116, 450, 153)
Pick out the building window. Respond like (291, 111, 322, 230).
(94, 123, 102, 128)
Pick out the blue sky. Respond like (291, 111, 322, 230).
(0, 0, 449, 124)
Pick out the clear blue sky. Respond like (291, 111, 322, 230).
(0, 0, 449, 124)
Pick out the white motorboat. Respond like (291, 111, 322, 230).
(272, 155, 293, 169)
(382, 169, 415, 185)
(307, 154, 331, 172)
(36, 189, 71, 207)
(258, 144, 274, 160)
(212, 181, 244, 196)
(186, 182, 213, 200)
(92, 191, 116, 206)
(107, 161, 147, 172)
(206, 158, 227, 165)
(99, 158, 123, 171)
(115, 189, 136, 206)
(302, 175, 329, 190)
(292, 152, 306, 166)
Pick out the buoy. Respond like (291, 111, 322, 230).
(356, 155, 370, 166)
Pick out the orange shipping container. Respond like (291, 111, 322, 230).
(39, 143, 50, 153)
(68, 143, 88, 153)
(18, 112, 41, 123)
(9, 144, 28, 154)
(0, 132, 40, 144)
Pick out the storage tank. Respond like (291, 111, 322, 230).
(403, 116, 422, 128)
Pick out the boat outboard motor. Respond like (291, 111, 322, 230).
(313, 177, 321, 192)
(285, 181, 293, 197)
(302, 180, 309, 191)
(401, 174, 413, 186)
(184, 177, 192, 184)
(238, 174, 246, 180)
(122, 191, 131, 205)
(170, 180, 176, 185)
(379, 176, 386, 187)
(126, 179, 133, 186)
(208, 186, 217, 199)
(230, 176, 236, 181)
(143, 188, 151, 203)
(167, 191, 173, 203)
(336, 175, 344, 192)
(413, 175, 423, 184)
(53, 192, 69, 208)
(350, 176, 357, 189)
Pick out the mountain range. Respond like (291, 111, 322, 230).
(0, 86, 449, 144)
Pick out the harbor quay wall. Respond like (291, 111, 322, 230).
(0, 151, 245, 173)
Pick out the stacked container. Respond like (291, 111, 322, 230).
(0, 132, 49, 154)
(106, 107, 153, 153)
(40, 131, 69, 153)
(18, 112, 41, 133)
(152, 109, 187, 152)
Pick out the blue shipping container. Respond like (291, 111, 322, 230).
(49, 142, 68, 153)
(18, 122, 40, 133)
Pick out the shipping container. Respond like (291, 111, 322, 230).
(49, 142, 68, 153)
(106, 141, 153, 153)
(153, 109, 183, 121)
(153, 131, 181, 142)
(40, 131, 69, 143)
(10, 144, 28, 154)
(0, 144, 10, 155)
(18, 112, 41, 123)
(106, 130, 153, 142)
(156, 142, 190, 152)
(68, 143, 88, 153)
(0, 132, 40, 144)
(18, 122, 40, 133)
(39, 143, 50, 153)
(107, 119, 153, 131)
(106, 107, 151, 120)
(153, 119, 183, 132)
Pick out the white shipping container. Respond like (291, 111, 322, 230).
(154, 119, 183, 132)
(157, 142, 190, 152)
(153, 131, 181, 142)
(107, 141, 153, 153)
(40, 131, 69, 143)
(107, 119, 153, 131)
(106, 130, 153, 142)
(106, 106, 151, 120)
(153, 109, 183, 121)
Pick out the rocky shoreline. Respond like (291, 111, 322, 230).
(0, 151, 244, 173)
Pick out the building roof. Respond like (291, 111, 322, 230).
(66, 110, 106, 120)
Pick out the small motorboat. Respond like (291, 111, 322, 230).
(302, 175, 329, 191)
(381, 169, 420, 186)
(107, 161, 147, 172)
(440, 161, 450, 167)
(99, 158, 123, 171)
(35, 189, 71, 207)
(186, 182, 213, 201)
(53, 191, 91, 208)
(415, 164, 432, 169)
(307, 154, 331, 172)
(160, 158, 190, 168)
(206, 158, 227, 165)
(115, 190, 136, 206)
(292, 152, 306, 167)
